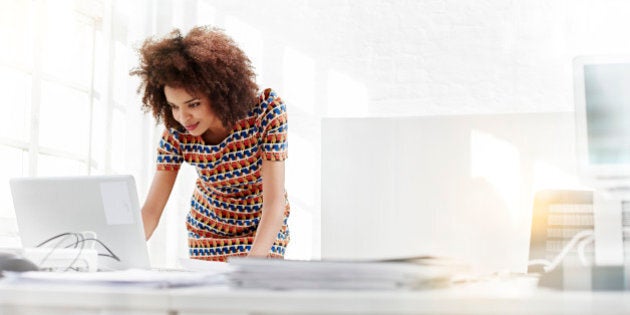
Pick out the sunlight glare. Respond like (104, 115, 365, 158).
(470, 130, 521, 222)
(532, 160, 585, 192)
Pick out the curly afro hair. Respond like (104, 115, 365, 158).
(131, 26, 259, 130)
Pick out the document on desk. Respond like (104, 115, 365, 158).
(178, 257, 235, 273)
(2, 268, 227, 289)
(227, 258, 454, 291)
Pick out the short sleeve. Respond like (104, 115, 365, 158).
(156, 129, 184, 171)
(260, 90, 288, 161)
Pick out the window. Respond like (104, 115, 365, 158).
(0, 0, 151, 246)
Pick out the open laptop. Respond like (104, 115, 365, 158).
(9, 175, 150, 271)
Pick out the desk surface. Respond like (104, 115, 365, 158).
(0, 282, 171, 315)
(2, 281, 630, 315)
(170, 286, 630, 315)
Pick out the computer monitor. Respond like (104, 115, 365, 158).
(10, 175, 150, 270)
(573, 55, 630, 182)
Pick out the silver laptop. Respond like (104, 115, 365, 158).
(10, 175, 150, 271)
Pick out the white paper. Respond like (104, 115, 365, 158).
(226, 258, 454, 290)
(100, 181, 134, 225)
(178, 258, 235, 273)
(3, 269, 223, 288)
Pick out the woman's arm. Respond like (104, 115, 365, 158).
(141, 170, 178, 240)
(249, 159, 286, 257)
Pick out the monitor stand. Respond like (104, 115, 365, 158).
(592, 190, 626, 290)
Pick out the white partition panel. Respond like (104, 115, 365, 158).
(321, 113, 578, 273)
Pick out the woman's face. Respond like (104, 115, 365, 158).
(164, 85, 222, 136)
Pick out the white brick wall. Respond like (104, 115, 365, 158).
(201, 0, 630, 115)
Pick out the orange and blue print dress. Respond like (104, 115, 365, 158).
(156, 89, 290, 262)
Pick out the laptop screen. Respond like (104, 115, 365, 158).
(9, 175, 150, 271)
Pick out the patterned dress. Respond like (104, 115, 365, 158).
(156, 89, 290, 262)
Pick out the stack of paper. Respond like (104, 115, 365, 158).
(227, 258, 454, 290)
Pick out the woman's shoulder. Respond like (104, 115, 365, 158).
(257, 88, 280, 105)
(237, 89, 286, 129)
(253, 88, 285, 113)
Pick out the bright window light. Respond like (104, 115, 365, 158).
(42, 0, 93, 84)
(39, 80, 90, 156)
(0, 1, 34, 68)
(0, 145, 26, 218)
(111, 107, 128, 173)
(113, 41, 132, 105)
(532, 160, 584, 192)
(90, 99, 107, 170)
(470, 129, 522, 222)
(37, 154, 86, 177)
(0, 67, 31, 141)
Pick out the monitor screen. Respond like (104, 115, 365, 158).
(574, 55, 630, 180)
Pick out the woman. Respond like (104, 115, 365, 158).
(131, 26, 290, 261)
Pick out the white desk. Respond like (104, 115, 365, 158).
(0, 282, 172, 315)
(170, 286, 630, 315)
(2, 281, 630, 315)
